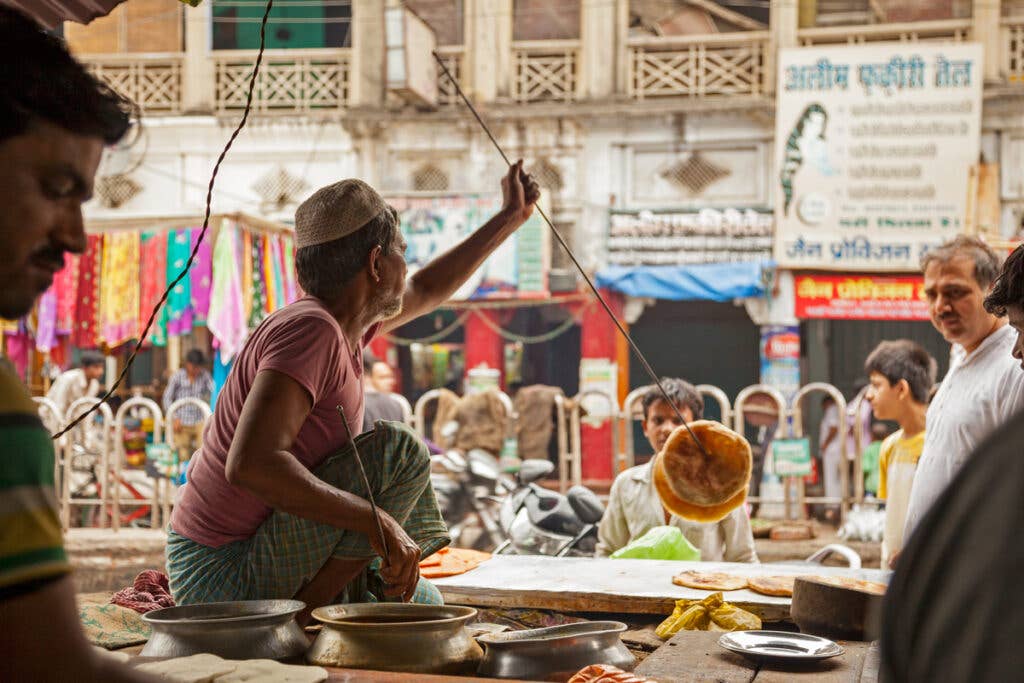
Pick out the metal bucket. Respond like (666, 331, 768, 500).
(141, 600, 308, 660)
(306, 602, 483, 675)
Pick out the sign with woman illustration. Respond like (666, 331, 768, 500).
(773, 44, 983, 271)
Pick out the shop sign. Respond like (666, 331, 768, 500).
(607, 208, 773, 266)
(579, 358, 618, 427)
(391, 195, 550, 300)
(794, 274, 929, 320)
(760, 325, 801, 402)
(774, 43, 983, 271)
(772, 438, 813, 477)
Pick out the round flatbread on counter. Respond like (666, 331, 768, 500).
(747, 575, 798, 597)
(653, 421, 752, 522)
(672, 570, 749, 592)
(809, 575, 888, 595)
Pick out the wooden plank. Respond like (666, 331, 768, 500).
(635, 630, 757, 683)
(859, 642, 880, 683)
(434, 556, 891, 622)
(754, 640, 871, 682)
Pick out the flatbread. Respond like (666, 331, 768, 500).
(809, 575, 888, 595)
(136, 654, 237, 683)
(747, 575, 797, 597)
(217, 660, 328, 683)
(653, 421, 752, 522)
(672, 570, 748, 592)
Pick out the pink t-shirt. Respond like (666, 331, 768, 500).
(171, 297, 381, 547)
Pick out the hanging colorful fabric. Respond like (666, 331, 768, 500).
(99, 232, 140, 348)
(166, 229, 193, 337)
(261, 234, 277, 313)
(241, 229, 253, 321)
(139, 231, 168, 347)
(190, 227, 213, 324)
(207, 221, 247, 361)
(73, 234, 102, 348)
(35, 288, 57, 352)
(269, 235, 286, 312)
(248, 233, 268, 329)
(281, 235, 299, 302)
(54, 252, 79, 335)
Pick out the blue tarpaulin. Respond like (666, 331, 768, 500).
(595, 261, 770, 301)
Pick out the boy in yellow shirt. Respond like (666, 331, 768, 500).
(864, 340, 937, 568)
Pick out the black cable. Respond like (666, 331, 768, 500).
(433, 51, 710, 459)
(53, 0, 276, 440)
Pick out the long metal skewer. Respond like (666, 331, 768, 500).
(336, 406, 390, 567)
(432, 52, 710, 459)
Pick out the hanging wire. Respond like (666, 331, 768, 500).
(432, 50, 710, 459)
(53, 0, 276, 440)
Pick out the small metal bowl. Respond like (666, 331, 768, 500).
(477, 621, 635, 681)
(141, 600, 308, 660)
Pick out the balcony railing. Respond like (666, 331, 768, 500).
(628, 31, 768, 100)
(213, 48, 351, 114)
(797, 19, 971, 45)
(435, 45, 465, 106)
(82, 53, 184, 114)
(512, 39, 580, 103)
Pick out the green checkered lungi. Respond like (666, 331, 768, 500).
(166, 421, 451, 606)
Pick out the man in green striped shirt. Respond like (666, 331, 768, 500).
(0, 7, 155, 681)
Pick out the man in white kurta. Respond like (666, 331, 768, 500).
(903, 238, 1024, 539)
(596, 378, 757, 562)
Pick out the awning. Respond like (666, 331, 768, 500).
(9, 0, 200, 28)
(595, 261, 770, 302)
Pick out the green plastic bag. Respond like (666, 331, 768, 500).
(610, 526, 701, 561)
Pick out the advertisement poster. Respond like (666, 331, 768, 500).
(579, 358, 618, 427)
(774, 43, 983, 271)
(390, 195, 550, 300)
(607, 208, 773, 266)
(771, 438, 813, 477)
(794, 274, 929, 320)
(760, 325, 801, 402)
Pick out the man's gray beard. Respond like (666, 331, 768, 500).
(374, 295, 403, 321)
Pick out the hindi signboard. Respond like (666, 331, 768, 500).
(390, 195, 550, 300)
(794, 274, 929, 320)
(607, 208, 773, 266)
(774, 43, 983, 271)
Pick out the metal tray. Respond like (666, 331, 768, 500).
(718, 630, 844, 662)
(141, 600, 308, 660)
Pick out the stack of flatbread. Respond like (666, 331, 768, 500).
(653, 421, 752, 522)
(671, 570, 887, 598)
(134, 654, 328, 683)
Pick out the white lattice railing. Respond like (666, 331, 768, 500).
(797, 19, 971, 45)
(1003, 18, 1024, 83)
(628, 32, 768, 100)
(82, 54, 184, 114)
(512, 39, 580, 103)
(214, 48, 351, 114)
(435, 46, 464, 106)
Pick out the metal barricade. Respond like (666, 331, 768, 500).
(391, 393, 414, 426)
(567, 389, 619, 492)
(163, 398, 213, 525)
(61, 398, 115, 531)
(734, 385, 791, 518)
(113, 397, 164, 530)
(33, 397, 64, 489)
(697, 384, 733, 427)
(413, 389, 446, 439)
(790, 383, 849, 520)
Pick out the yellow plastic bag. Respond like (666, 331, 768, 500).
(655, 592, 761, 639)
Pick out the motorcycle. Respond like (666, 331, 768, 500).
(494, 459, 605, 557)
(431, 448, 512, 550)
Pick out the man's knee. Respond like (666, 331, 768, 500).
(373, 421, 430, 470)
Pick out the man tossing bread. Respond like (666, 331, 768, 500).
(596, 379, 757, 562)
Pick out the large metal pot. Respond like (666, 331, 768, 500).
(306, 603, 483, 675)
(477, 621, 635, 681)
(141, 600, 308, 660)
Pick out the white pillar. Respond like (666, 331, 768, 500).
(974, 0, 1002, 82)
(767, 0, 799, 96)
(579, 0, 622, 99)
(182, 4, 215, 114)
(464, 0, 513, 102)
(350, 0, 387, 107)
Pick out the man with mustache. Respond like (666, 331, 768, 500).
(901, 236, 1024, 548)
(0, 7, 157, 681)
(167, 170, 539, 623)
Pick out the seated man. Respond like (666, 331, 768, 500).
(167, 167, 539, 623)
(597, 379, 758, 562)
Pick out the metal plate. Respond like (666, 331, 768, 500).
(718, 630, 844, 662)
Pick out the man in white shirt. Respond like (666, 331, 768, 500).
(903, 237, 1024, 540)
(46, 351, 103, 417)
(597, 378, 758, 562)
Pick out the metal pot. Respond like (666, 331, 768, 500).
(477, 621, 635, 681)
(141, 600, 308, 660)
(306, 603, 483, 675)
